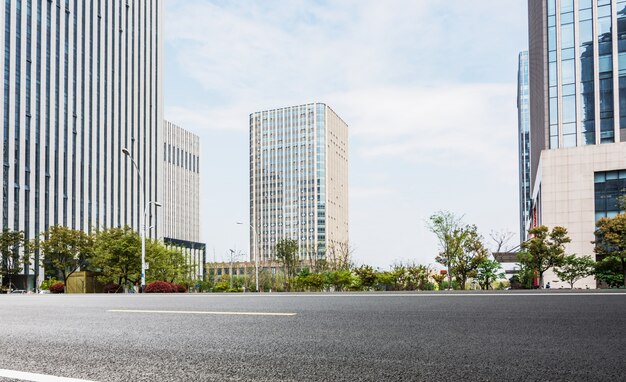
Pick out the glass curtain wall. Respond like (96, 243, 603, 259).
(580, 0, 596, 144)
(618, 0, 626, 140)
(598, 0, 615, 143)
(548, 0, 559, 148)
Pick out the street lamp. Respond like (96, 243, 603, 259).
(237, 221, 258, 292)
(122, 147, 162, 292)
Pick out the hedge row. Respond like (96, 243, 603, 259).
(144, 281, 187, 293)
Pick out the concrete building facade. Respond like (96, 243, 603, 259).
(162, 119, 204, 280)
(249, 102, 349, 263)
(0, 0, 163, 289)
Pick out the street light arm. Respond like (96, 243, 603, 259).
(122, 148, 142, 183)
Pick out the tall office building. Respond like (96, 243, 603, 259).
(527, 0, 626, 287)
(162, 120, 204, 280)
(249, 103, 348, 263)
(0, 0, 163, 289)
(518, 51, 532, 243)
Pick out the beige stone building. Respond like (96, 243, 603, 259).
(249, 103, 349, 262)
(162, 120, 204, 280)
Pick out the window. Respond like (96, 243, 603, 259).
(595, 170, 626, 220)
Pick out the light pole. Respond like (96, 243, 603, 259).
(237, 221, 258, 292)
(122, 147, 161, 292)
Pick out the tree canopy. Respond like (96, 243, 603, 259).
(39, 225, 93, 286)
(594, 214, 626, 287)
(91, 226, 142, 288)
(275, 239, 299, 281)
(519, 225, 571, 288)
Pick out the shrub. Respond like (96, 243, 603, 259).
(173, 283, 187, 293)
(213, 283, 228, 292)
(144, 281, 174, 293)
(49, 282, 65, 294)
(40, 278, 60, 291)
(103, 283, 122, 293)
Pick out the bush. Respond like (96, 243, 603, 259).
(173, 283, 187, 293)
(144, 281, 174, 293)
(103, 283, 122, 293)
(49, 282, 65, 294)
(40, 278, 60, 291)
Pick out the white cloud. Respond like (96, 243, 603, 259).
(326, 83, 518, 172)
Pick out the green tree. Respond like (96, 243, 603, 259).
(428, 211, 464, 290)
(510, 262, 535, 289)
(39, 225, 93, 287)
(354, 265, 377, 290)
(452, 226, 488, 290)
(594, 214, 626, 288)
(475, 258, 504, 290)
(275, 239, 299, 283)
(91, 226, 141, 288)
(554, 255, 595, 289)
(519, 225, 570, 289)
(325, 270, 354, 291)
(146, 241, 191, 284)
(595, 256, 624, 287)
(0, 229, 25, 290)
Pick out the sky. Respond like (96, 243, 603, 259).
(163, 0, 529, 268)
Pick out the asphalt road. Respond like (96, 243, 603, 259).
(0, 291, 625, 381)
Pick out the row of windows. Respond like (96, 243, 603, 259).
(164, 142, 199, 173)
(546, 0, 623, 148)
(595, 170, 626, 220)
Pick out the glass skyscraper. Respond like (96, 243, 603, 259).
(249, 103, 349, 263)
(518, 51, 531, 243)
(0, 0, 163, 289)
(527, 0, 626, 288)
(533, 0, 626, 152)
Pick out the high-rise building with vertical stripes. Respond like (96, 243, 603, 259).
(249, 103, 349, 263)
(0, 0, 163, 289)
(162, 119, 204, 280)
(527, 0, 626, 287)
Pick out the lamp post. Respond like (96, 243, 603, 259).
(122, 147, 161, 292)
(237, 221, 258, 292)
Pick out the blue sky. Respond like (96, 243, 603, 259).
(164, 0, 529, 267)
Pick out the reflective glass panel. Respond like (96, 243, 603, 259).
(548, 0, 556, 15)
(561, 59, 575, 84)
(562, 95, 576, 123)
(549, 62, 557, 86)
(598, 16, 612, 36)
(562, 83, 576, 96)
(580, 20, 593, 44)
(563, 122, 576, 134)
(563, 134, 577, 147)
(562, 47, 575, 60)
(598, 5, 611, 18)
(580, 9, 592, 20)
(550, 98, 558, 125)
(550, 136, 559, 149)
(560, 0, 573, 13)
(548, 26, 557, 51)
(561, 12, 574, 24)
(561, 23, 575, 49)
